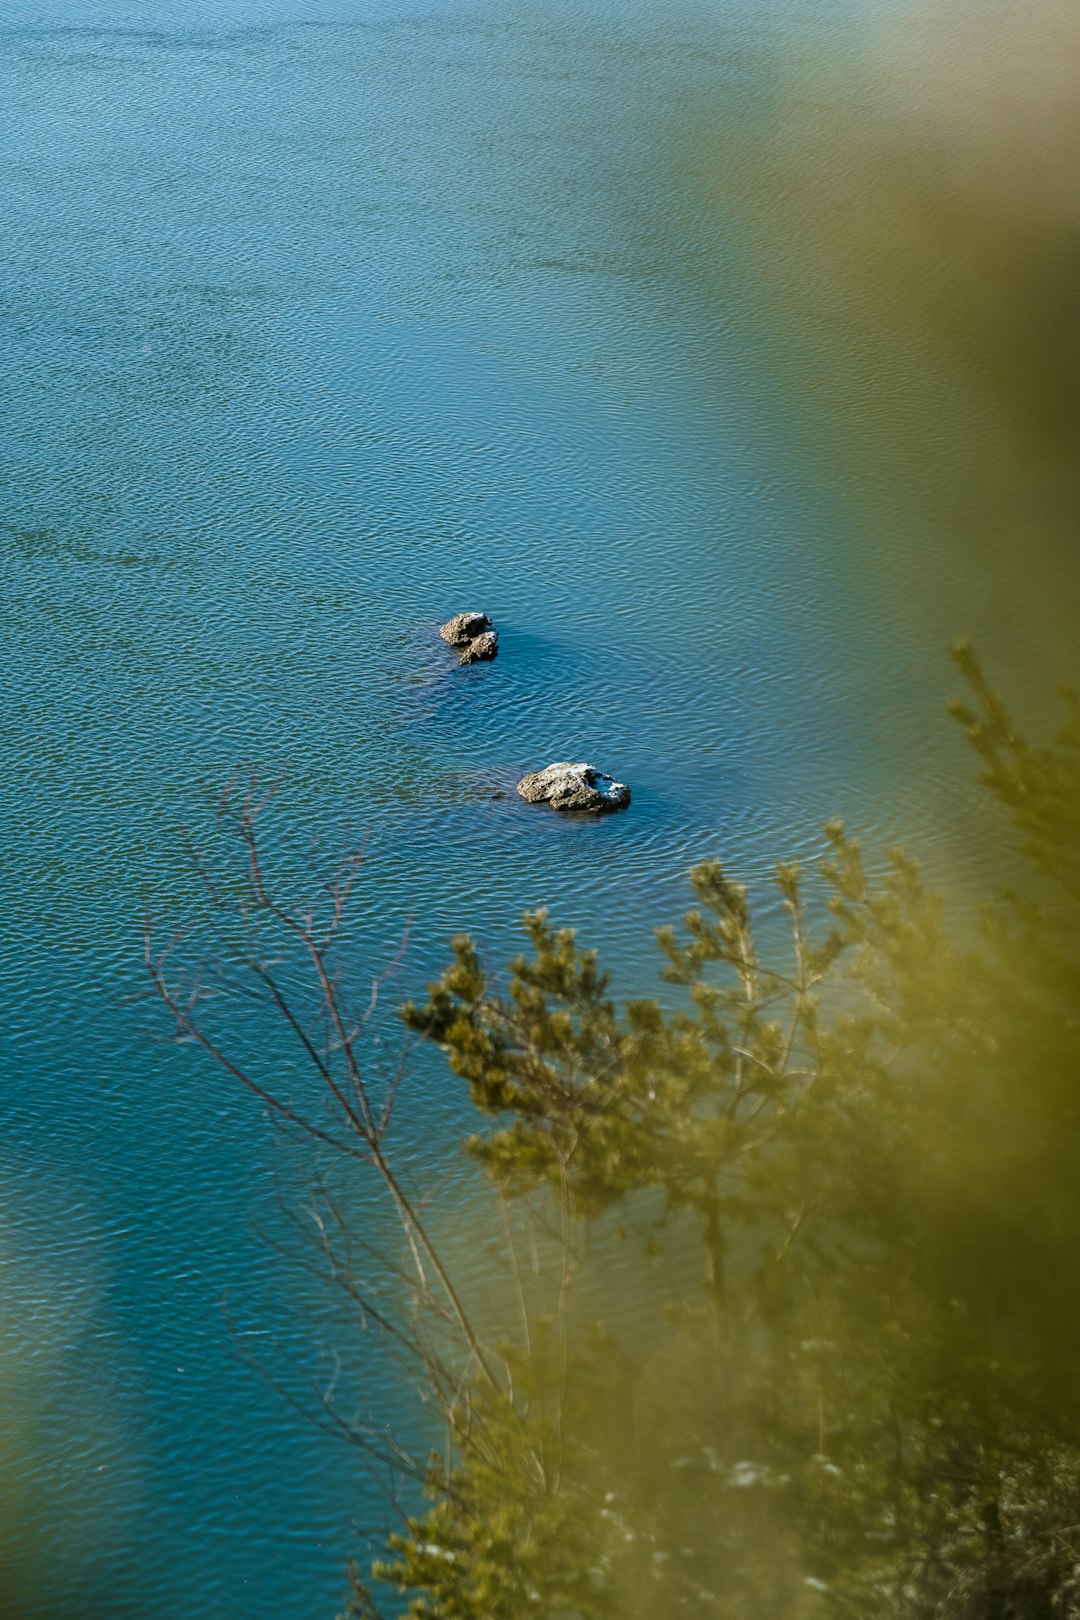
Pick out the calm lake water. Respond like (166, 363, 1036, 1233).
(3, 0, 1078, 1613)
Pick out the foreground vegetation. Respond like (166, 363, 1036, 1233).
(150, 646, 1080, 1619)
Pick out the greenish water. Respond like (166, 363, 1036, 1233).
(2, 0, 1077, 1614)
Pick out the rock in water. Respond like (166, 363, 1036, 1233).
(438, 611, 499, 665)
(458, 629, 498, 664)
(439, 612, 492, 646)
(516, 762, 631, 814)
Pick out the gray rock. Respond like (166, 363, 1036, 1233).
(439, 611, 493, 647)
(516, 761, 631, 814)
(458, 629, 499, 664)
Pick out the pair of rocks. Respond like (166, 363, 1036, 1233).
(437, 611, 631, 816)
(439, 611, 498, 665)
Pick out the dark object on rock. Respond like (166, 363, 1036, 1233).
(439, 611, 498, 666)
(458, 629, 498, 664)
(516, 762, 631, 814)
(440, 612, 493, 646)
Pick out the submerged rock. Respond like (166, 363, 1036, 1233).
(439, 611, 498, 665)
(439, 611, 493, 646)
(516, 762, 631, 814)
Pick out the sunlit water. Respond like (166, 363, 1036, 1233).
(2, 0, 1078, 1613)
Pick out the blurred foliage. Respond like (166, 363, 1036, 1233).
(691, 0, 1080, 688)
(340, 645, 1080, 1618)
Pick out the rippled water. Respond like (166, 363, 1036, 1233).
(3, 0, 1078, 1613)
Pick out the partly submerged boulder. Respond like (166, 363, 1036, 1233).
(516, 762, 631, 814)
(439, 611, 493, 647)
